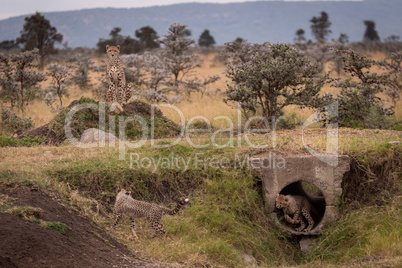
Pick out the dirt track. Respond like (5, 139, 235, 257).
(0, 185, 166, 268)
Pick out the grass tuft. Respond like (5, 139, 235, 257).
(307, 203, 401, 264)
(0, 135, 46, 147)
(0, 194, 69, 236)
(44, 221, 69, 235)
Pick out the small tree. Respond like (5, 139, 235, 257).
(157, 23, 219, 96)
(304, 42, 333, 73)
(330, 35, 349, 77)
(121, 54, 145, 88)
(0, 40, 19, 50)
(310, 11, 332, 43)
(337, 33, 349, 44)
(294, 29, 306, 44)
(158, 23, 198, 86)
(142, 52, 170, 91)
(1, 109, 34, 131)
(234, 37, 245, 43)
(384, 35, 400, 43)
(198, 29, 216, 47)
(67, 54, 95, 90)
(379, 51, 402, 104)
(135, 26, 160, 49)
(141, 51, 170, 102)
(46, 63, 70, 108)
(16, 12, 63, 69)
(0, 53, 18, 109)
(97, 27, 142, 54)
(330, 49, 393, 129)
(0, 49, 45, 112)
(181, 29, 192, 38)
(96, 27, 123, 53)
(363, 20, 380, 42)
(224, 42, 328, 122)
(110, 27, 123, 40)
(120, 36, 142, 54)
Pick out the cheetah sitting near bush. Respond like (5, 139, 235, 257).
(105, 45, 132, 104)
(112, 189, 189, 240)
(275, 193, 314, 232)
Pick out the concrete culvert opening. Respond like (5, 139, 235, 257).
(276, 181, 326, 234)
(250, 154, 350, 235)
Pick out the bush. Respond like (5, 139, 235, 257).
(0, 49, 45, 111)
(224, 42, 329, 123)
(330, 49, 395, 129)
(1, 109, 34, 131)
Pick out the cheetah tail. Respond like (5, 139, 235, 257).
(166, 198, 189, 215)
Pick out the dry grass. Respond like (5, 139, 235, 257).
(1, 127, 400, 267)
(152, 53, 237, 127)
(0, 145, 116, 175)
(6, 51, 402, 130)
(1, 50, 401, 268)
(1, 128, 400, 175)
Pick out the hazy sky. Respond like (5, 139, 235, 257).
(0, 0, 361, 20)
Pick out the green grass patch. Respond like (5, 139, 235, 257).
(48, 155, 205, 205)
(43, 134, 401, 266)
(5, 205, 43, 219)
(115, 168, 300, 267)
(0, 194, 69, 236)
(2, 129, 401, 267)
(307, 203, 401, 264)
(46, 147, 301, 266)
(44, 221, 69, 235)
(0, 135, 46, 147)
(0, 170, 34, 186)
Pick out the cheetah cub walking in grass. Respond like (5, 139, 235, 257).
(112, 189, 189, 240)
(275, 193, 314, 232)
(105, 45, 132, 104)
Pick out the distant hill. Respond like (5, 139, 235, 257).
(0, 0, 401, 48)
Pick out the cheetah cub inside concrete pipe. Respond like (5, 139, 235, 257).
(275, 193, 314, 232)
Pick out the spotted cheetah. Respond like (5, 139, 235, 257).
(275, 193, 314, 232)
(112, 189, 189, 240)
(106, 45, 132, 104)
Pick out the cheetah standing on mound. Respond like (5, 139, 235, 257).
(275, 193, 315, 232)
(106, 45, 132, 104)
(112, 189, 189, 240)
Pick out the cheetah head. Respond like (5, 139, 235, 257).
(275, 193, 289, 209)
(118, 189, 131, 196)
(106, 45, 120, 58)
